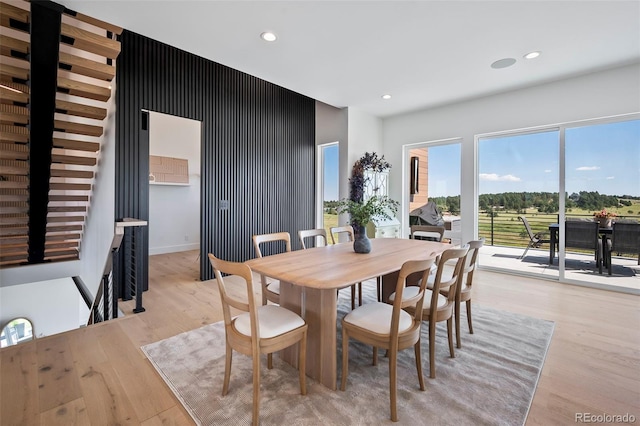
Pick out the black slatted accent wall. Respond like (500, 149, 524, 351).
(116, 31, 315, 282)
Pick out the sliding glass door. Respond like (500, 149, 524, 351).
(477, 130, 560, 280)
(477, 116, 639, 292)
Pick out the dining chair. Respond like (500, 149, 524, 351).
(439, 238, 484, 348)
(340, 257, 435, 423)
(565, 218, 603, 274)
(298, 228, 327, 249)
(410, 224, 445, 242)
(605, 220, 640, 275)
(390, 245, 469, 379)
(252, 232, 292, 305)
(330, 225, 368, 308)
(208, 254, 308, 425)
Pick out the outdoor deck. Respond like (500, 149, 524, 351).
(479, 245, 640, 292)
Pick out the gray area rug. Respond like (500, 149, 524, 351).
(142, 288, 554, 425)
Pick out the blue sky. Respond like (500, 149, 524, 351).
(479, 120, 639, 196)
(323, 119, 639, 201)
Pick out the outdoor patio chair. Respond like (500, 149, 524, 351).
(518, 216, 551, 259)
(605, 220, 640, 276)
(565, 218, 603, 274)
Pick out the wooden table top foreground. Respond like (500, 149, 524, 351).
(246, 238, 450, 290)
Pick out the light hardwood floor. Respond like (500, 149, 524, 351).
(1, 249, 638, 425)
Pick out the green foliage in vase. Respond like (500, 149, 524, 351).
(335, 195, 399, 228)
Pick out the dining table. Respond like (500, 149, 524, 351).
(245, 237, 450, 390)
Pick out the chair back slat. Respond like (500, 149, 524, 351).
(298, 228, 327, 249)
(330, 225, 354, 244)
(252, 232, 291, 257)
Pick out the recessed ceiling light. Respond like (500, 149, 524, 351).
(260, 32, 277, 42)
(524, 51, 541, 59)
(490, 58, 516, 69)
(381, 94, 392, 100)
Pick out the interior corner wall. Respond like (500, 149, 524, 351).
(382, 63, 640, 243)
(116, 31, 316, 281)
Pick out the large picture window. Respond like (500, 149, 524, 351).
(477, 117, 639, 292)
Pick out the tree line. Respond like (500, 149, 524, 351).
(324, 191, 638, 215)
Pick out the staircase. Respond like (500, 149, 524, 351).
(0, 0, 121, 267)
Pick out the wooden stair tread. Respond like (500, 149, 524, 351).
(46, 215, 85, 223)
(49, 182, 92, 191)
(47, 224, 83, 232)
(60, 22, 120, 59)
(57, 76, 111, 102)
(51, 153, 96, 166)
(56, 99, 107, 120)
(0, 104, 28, 125)
(0, 206, 28, 214)
(0, 2, 29, 31)
(0, 235, 28, 245)
(0, 61, 29, 81)
(0, 181, 27, 189)
(0, 164, 27, 175)
(50, 168, 94, 179)
(59, 51, 115, 81)
(0, 34, 29, 56)
(0, 226, 28, 236)
(46, 233, 81, 241)
(54, 119, 103, 137)
(53, 137, 100, 152)
(48, 206, 87, 213)
(0, 81, 29, 104)
(49, 195, 89, 202)
(0, 149, 28, 160)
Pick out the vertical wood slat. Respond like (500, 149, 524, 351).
(115, 31, 315, 283)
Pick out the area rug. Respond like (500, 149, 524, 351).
(142, 288, 554, 425)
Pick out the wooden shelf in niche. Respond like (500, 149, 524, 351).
(149, 155, 189, 185)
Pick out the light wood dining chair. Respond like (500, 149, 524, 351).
(438, 238, 484, 348)
(208, 254, 308, 425)
(391, 245, 469, 379)
(340, 257, 435, 423)
(298, 228, 327, 249)
(252, 232, 292, 305)
(330, 225, 368, 308)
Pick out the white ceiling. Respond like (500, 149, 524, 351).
(56, 0, 640, 118)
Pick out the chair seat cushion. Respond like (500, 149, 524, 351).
(343, 302, 414, 335)
(234, 305, 304, 338)
(389, 287, 447, 309)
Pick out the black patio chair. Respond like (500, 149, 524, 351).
(518, 216, 550, 259)
(605, 220, 640, 276)
(565, 218, 603, 274)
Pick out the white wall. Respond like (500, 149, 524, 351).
(148, 112, 201, 255)
(0, 278, 83, 338)
(382, 63, 640, 243)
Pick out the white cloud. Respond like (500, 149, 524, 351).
(479, 173, 521, 182)
(606, 176, 615, 180)
(576, 166, 600, 171)
(544, 169, 551, 173)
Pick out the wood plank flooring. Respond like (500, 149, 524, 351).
(1, 249, 638, 424)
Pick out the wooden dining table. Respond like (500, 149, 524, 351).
(245, 237, 450, 390)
